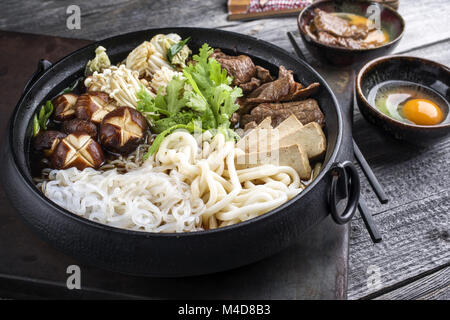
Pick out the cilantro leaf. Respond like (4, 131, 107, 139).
(165, 76, 187, 114)
(152, 111, 196, 133)
(136, 86, 170, 116)
(136, 43, 243, 156)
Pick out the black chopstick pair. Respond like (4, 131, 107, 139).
(350, 88, 384, 243)
(351, 88, 388, 204)
(287, 31, 383, 243)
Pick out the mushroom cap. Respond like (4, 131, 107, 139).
(62, 118, 98, 138)
(75, 92, 115, 124)
(99, 106, 147, 154)
(33, 130, 67, 157)
(51, 132, 104, 170)
(52, 93, 79, 121)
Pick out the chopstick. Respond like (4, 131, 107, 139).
(351, 88, 389, 204)
(358, 197, 383, 243)
(287, 31, 307, 61)
(353, 140, 389, 204)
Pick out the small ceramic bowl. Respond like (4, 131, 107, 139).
(297, 0, 405, 66)
(356, 55, 450, 144)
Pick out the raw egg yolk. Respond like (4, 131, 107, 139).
(402, 99, 443, 125)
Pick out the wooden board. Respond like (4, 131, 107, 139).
(374, 266, 450, 300)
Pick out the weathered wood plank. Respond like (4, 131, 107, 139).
(0, 0, 229, 40)
(0, 0, 449, 55)
(374, 266, 450, 300)
(348, 190, 450, 300)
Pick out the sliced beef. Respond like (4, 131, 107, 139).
(305, 25, 318, 41)
(313, 8, 369, 40)
(230, 112, 240, 126)
(236, 96, 254, 117)
(240, 99, 325, 128)
(341, 37, 368, 50)
(283, 82, 321, 101)
(245, 66, 293, 104)
(243, 121, 258, 131)
(210, 49, 256, 85)
(317, 31, 368, 50)
(317, 31, 340, 47)
(210, 49, 227, 59)
(239, 77, 261, 93)
(246, 66, 320, 104)
(255, 66, 273, 83)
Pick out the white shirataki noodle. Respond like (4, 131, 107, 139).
(40, 131, 303, 233)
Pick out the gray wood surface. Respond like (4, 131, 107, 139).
(0, 0, 449, 299)
(374, 266, 450, 300)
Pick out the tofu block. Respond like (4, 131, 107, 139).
(256, 117, 272, 130)
(278, 122, 326, 159)
(237, 117, 273, 153)
(275, 114, 304, 133)
(236, 144, 312, 180)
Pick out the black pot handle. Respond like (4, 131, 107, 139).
(329, 161, 360, 225)
(23, 59, 53, 94)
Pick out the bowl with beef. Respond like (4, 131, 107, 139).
(297, 0, 405, 66)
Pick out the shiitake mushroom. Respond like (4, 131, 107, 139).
(33, 130, 67, 157)
(75, 92, 115, 124)
(62, 118, 98, 138)
(52, 93, 79, 121)
(99, 106, 147, 154)
(51, 132, 104, 170)
(38, 92, 149, 170)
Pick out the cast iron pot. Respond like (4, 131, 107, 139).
(1, 28, 359, 277)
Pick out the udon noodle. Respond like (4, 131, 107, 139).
(39, 130, 303, 232)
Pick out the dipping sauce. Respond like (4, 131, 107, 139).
(367, 80, 448, 126)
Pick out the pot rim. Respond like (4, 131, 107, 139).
(356, 54, 450, 130)
(9, 27, 343, 238)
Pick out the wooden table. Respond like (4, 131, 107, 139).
(0, 0, 449, 299)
